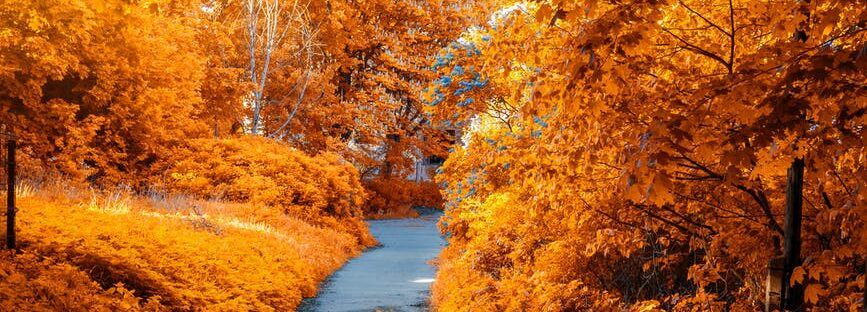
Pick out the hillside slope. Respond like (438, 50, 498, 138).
(0, 181, 369, 311)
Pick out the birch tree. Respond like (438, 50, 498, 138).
(244, 0, 305, 135)
(270, 13, 319, 140)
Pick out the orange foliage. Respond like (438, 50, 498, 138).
(426, 0, 867, 311)
(0, 250, 152, 311)
(0, 0, 467, 217)
(195, 0, 478, 179)
(0, 181, 365, 311)
(0, 0, 213, 184)
(363, 178, 444, 219)
(160, 136, 374, 245)
(0, 0, 473, 309)
(8, 0, 865, 309)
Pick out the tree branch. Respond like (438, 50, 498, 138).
(677, 0, 732, 37)
(661, 27, 732, 72)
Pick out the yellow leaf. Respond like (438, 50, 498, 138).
(632, 300, 661, 312)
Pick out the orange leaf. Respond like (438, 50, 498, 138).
(804, 283, 825, 304)
(791, 266, 806, 286)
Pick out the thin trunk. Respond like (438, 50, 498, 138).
(247, 0, 260, 135)
(245, 0, 300, 136)
(781, 158, 804, 311)
(273, 18, 318, 140)
(251, 94, 262, 135)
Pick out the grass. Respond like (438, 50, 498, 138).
(0, 180, 368, 311)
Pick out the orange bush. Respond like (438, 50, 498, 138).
(161, 136, 374, 245)
(0, 0, 213, 184)
(0, 181, 365, 311)
(363, 177, 444, 219)
(0, 250, 152, 311)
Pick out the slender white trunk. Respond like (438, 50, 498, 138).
(244, 0, 300, 136)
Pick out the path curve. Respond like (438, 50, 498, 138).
(298, 211, 444, 312)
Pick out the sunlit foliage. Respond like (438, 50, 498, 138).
(162, 136, 375, 245)
(1, 181, 365, 311)
(427, 0, 867, 310)
(0, 0, 470, 215)
(3, 0, 865, 309)
(0, 0, 210, 183)
(364, 177, 444, 218)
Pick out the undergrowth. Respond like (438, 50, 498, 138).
(0, 180, 366, 311)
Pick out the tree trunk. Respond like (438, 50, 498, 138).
(251, 95, 262, 135)
(782, 158, 804, 311)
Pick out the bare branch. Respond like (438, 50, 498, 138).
(661, 27, 732, 72)
(677, 0, 731, 37)
(728, 0, 736, 74)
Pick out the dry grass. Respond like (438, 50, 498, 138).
(0, 178, 367, 311)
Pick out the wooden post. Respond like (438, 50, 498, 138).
(781, 158, 804, 310)
(5, 136, 15, 249)
(863, 260, 866, 312)
(766, 255, 785, 312)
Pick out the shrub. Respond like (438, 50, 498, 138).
(160, 136, 374, 245)
(1, 181, 365, 311)
(0, 250, 153, 311)
(363, 177, 444, 219)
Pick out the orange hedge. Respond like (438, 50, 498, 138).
(363, 177, 444, 219)
(160, 136, 374, 245)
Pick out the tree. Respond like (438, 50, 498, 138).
(427, 0, 867, 310)
(242, 0, 308, 135)
(0, 0, 209, 184)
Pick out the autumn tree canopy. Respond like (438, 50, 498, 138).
(196, 0, 480, 176)
(0, 0, 480, 215)
(2, 0, 866, 310)
(1, 0, 213, 183)
(427, 0, 866, 310)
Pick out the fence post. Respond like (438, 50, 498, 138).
(6, 135, 15, 249)
(781, 158, 804, 310)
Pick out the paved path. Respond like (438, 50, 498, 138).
(298, 211, 444, 312)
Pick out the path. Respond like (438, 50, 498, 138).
(298, 210, 444, 312)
